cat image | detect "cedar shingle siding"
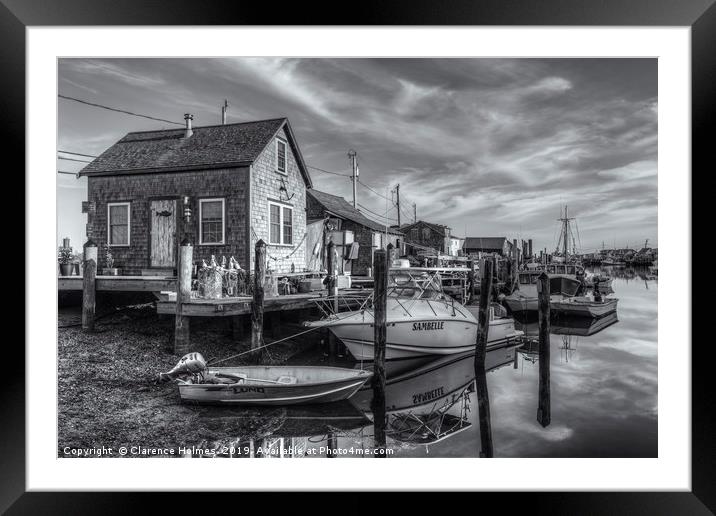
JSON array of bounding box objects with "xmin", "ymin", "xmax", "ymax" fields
[
  {"xmin": 81, "ymin": 118, "xmax": 311, "ymax": 275},
  {"xmin": 401, "ymin": 220, "xmax": 451, "ymax": 255}
]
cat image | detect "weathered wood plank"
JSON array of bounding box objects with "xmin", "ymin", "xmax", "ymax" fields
[
  {"xmin": 174, "ymin": 241, "xmax": 193, "ymax": 355},
  {"xmin": 82, "ymin": 242, "xmax": 98, "ymax": 332},
  {"xmin": 59, "ymin": 275, "xmax": 176, "ymax": 292}
]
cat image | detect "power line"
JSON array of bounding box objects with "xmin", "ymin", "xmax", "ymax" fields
[
  {"xmin": 306, "ymin": 165, "xmax": 351, "ymax": 178},
  {"xmin": 357, "ymin": 202, "xmax": 398, "ymax": 223},
  {"xmin": 59, "ymin": 94, "xmax": 184, "ymax": 126},
  {"xmin": 58, "ymin": 150, "xmax": 98, "ymax": 158},
  {"xmin": 58, "ymin": 156, "xmax": 92, "ymax": 163},
  {"xmin": 357, "ymin": 179, "xmax": 392, "ymax": 201}
]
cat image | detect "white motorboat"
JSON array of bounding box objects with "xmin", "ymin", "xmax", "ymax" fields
[{"xmin": 305, "ymin": 268, "xmax": 523, "ymax": 360}]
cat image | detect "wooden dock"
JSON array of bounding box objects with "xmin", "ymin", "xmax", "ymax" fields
[
  {"xmin": 156, "ymin": 292, "xmax": 324, "ymax": 317},
  {"xmin": 58, "ymin": 275, "xmax": 176, "ymax": 292}
]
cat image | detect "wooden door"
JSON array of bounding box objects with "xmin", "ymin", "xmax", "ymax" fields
[{"xmin": 150, "ymin": 199, "xmax": 177, "ymax": 267}]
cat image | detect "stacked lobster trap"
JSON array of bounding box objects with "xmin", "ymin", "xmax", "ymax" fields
[{"xmin": 193, "ymin": 255, "xmax": 248, "ymax": 299}]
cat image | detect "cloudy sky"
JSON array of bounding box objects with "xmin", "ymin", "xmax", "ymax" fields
[{"xmin": 57, "ymin": 58, "xmax": 657, "ymax": 252}]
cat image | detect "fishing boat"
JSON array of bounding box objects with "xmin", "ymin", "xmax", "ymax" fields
[
  {"xmin": 649, "ymin": 260, "xmax": 658, "ymax": 275},
  {"xmin": 160, "ymin": 353, "xmax": 372, "ymax": 405},
  {"xmin": 503, "ymin": 270, "xmax": 582, "ymax": 313},
  {"xmin": 514, "ymin": 311, "xmax": 619, "ymax": 337},
  {"xmin": 305, "ymin": 268, "xmax": 523, "ymax": 360}
]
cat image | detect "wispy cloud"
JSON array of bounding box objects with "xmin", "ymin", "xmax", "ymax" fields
[{"xmin": 58, "ymin": 57, "xmax": 657, "ymax": 250}]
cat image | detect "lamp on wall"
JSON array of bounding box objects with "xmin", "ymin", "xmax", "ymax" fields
[{"xmin": 183, "ymin": 196, "xmax": 192, "ymax": 223}]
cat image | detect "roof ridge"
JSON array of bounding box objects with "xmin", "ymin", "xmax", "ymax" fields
[{"xmin": 122, "ymin": 117, "xmax": 287, "ymax": 136}]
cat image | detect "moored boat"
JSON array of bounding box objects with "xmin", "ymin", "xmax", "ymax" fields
[
  {"xmin": 305, "ymin": 268, "xmax": 523, "ymax": 360},
  {"xmin": 160, "ymin": 353, "xmax": 372, "ymax": 405},
  {"xmin": 549, "ymin": 296, "xmax": 619, "ymax": 318},
  {"xmin": 503, "ymin": 271, "xmax": 582, "ymax": 313}
]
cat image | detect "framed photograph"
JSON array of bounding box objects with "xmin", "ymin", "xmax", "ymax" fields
[{"xmin": 7, "ymin": 0, "xmax": 708, "ymax": 512}]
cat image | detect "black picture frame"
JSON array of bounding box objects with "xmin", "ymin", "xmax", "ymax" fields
[{"xmin": 5, "ymin": 0, "xmax": 707, "ymax": 513}]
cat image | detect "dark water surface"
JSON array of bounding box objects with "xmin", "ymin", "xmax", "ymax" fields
[{"xmin": 196, "ymin": 266, "xmax": 657, "ymax": 458}]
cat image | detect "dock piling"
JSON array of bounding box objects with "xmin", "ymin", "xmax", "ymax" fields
[
  {"xmin": 174, "ymin": 239, "xmax": 193, "ymax": 355},
  {"xmin": 251, "ymin": 239, "xmax": 267, "ymax": 357},
  {"xmin": 474, "ymin": 259, "xmax": 494, "ymax": 457},
  {"xmin": 467, "ymin": 260, "xmax": 476, "ymax": 304},
  {"xmin": 81, "ymin": 240, "xmax": 98, "ymax": 332},
  {"xmin": 537, "ymin": 271, "xmax": 551, "ymax": 427},
  {"xmin": 372, "ymin": 244, "xmax": 390, "ymax": 457},
  {"xmin": 326, "ymin": 240, "xmax": 338, "ymax": 362}
]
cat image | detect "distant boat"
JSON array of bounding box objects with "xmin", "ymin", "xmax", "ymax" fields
[
  {"xmin": 550, "ymin": 296, "xmax": 619, "ymax": 318},
  {"xmin": 503, "ymin": 271, "xmax": 582, "ymax": 313},
  {"xmin": 514, "ymin": 311, "xmax": 620, "ymax": 337},
  {"xmin": 649, "ymin": 260, "xmax": 658, "ymax": 275}
]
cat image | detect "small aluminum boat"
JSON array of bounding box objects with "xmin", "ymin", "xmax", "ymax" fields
[
  {"xmin": 178, "ymin": 366, "xmax": 372, "ymax": 405},
  {"xmin": 160, "ymin": 354, "xmax": 372, "ymax": 406}
]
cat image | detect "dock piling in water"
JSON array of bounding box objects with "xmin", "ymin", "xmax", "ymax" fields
[
  {"xmin": 474, "ymin": 259, "xmax": 494, "ymax": 458},
  {"xmin": 252, "ymin": 239, "xmax": 266, "ymax": 357},
  {"xmin": 372, "ymin": 244, "xmax": 390, "ymax": 457},
  {"xmin": 174, "ymin": 239, "xmax": 193, "ymax": 355},
  {"xmin": 326, "ymin": 240, "xmax": 338, "ymax": 362},
  {"xmin": 81, "ymin": 240, "xmax": 98, "ymax": 332},
  {"xmin": 537, "ymin": 271, "xmax": 551, "ymax": 427}
]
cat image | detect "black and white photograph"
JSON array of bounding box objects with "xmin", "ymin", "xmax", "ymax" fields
[{"xmin": 56, "ymin": 57, "xmax": 659, "ymax": 459}]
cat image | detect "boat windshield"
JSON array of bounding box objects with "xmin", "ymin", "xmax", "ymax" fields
[
  {"xmin": 388, "ymin": 270, "xmax": 444, "ymax": 299},
  {"xmin": 519, "ymin": 272, "xmax": 539, "ymax": 284}
]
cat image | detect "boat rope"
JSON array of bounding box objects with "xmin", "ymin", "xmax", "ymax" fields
[{"xmin": 207, "ymin": 308, "xmax": 365, "ymax": 366}]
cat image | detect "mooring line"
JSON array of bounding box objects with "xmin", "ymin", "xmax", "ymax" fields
[{"xmin": 207, "ymin": 305, "xmax": 365, "ymax": 366}]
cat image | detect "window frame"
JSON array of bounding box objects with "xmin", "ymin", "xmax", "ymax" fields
[
  {"xmin": 268, "ymin": 200, "xmax": 294, "ymax": 246},
  {"xmin": 275, "ymin": 138, "xmax": 287, "ymax": 175},
  {"xmin": 107, "ymin": 202, "xmax": 131, "ymax": 247},
  {"xmin": 198, "ymin": 198, "xmax": 226, "ymax": 246}
]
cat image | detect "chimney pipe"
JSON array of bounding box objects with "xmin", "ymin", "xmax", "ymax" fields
[{"xmin": 184, "ymin": 113, "xmax": 194, "ymax": 138}]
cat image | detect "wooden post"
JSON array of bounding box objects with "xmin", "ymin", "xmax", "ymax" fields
[
  {"xmin": 537, "ymin": 271, "xmax": 551, "ymax": 427},
  {"xmin": 372, "ymin": 244, "xmax": 390, "ymax": 457},
  {"xmin": 326, "ymin": 240, "xmax": 338, "ymax": 362},
  {"xmin": 466, "ymin": 260, "xmax": 475, "ymax": 304},
  {"xmin": 474, "ymin": 259, "xmax": 493, "ymax": 457},
  {"xmin": 81, "ymin": 240, "xmax": 98, "ymax": 332},
  {"xmin": 174, "ymin": 239, "xmax": 193, "ymax": 355},
  {"xmin": 252, "ymin": 239, "xmax": 267, "ymax": 355}
]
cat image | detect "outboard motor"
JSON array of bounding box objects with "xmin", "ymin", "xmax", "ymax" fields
[{"xmin": 159, "ymin": 352, "xmax": 207, "ymax": 382}]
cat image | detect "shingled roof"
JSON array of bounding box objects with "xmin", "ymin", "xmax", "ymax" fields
[
  {"xmin": 463, "ymin": 237, "xmax": 508, "ymax": 250},
  {"xmin": 79, "ymin": 117, "xmax": 312, "ymax": 187},
  {"xmin": 308, "ymin": 189, "xmax": 403, "ymax": 235}
]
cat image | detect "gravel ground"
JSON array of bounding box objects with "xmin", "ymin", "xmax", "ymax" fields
[{"xmin": 57, "ymin": 301, "xmax": 326, "ymax": 457}]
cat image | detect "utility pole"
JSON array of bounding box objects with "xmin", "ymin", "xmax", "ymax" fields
[
  {"xmin": 348, "ymin": 150, "xmax": 358, "ymax": 209},
  {"xmin": 395, "ymin": 184, "xmax": 401, "ymax": 227},
  {"xmin": 221, "ymin": 99, "xmax": 228, "ymax": 125},
  {"xmin": 413, "ymin": 203, "xmax": 417, "ymax": 223}
]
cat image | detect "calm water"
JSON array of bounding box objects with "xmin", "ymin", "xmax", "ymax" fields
[{"xmin": 195, "ymin": 266, "xmax": 657, "ymax": 458}]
